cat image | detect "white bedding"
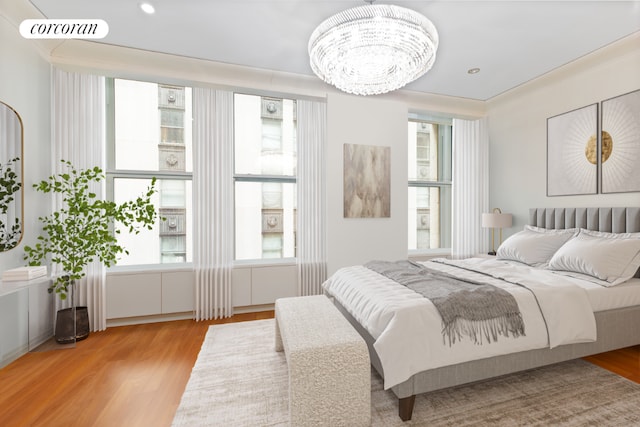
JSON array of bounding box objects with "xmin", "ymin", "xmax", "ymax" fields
[
  {"xmin": 322, "ymin": 257, "xmax": 600, "ymax": 389},
  {"xmin": 554, "ymin": 274, "xmax": 640, "ymax": 311}
]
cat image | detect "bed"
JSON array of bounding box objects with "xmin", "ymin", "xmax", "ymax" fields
[{"xmin": 322, "ymin": 207, "xmax": 640, "ymax": 421}]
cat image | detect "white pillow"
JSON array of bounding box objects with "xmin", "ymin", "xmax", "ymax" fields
[
  {"xmin": 496, "ymin": 225, "xmax": 577, "ymax": 266},
  {"xmin": 548, "ymin": 229, "xmax": 640, "ymax": 286}
]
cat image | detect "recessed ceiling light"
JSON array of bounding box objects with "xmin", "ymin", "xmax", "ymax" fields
[
  {"xmin": 140, "ymin": 2, "xmax": 155, "ymax": 14},
  {"xmin": 467, "ymin": 68, "xmax": 481, "ymax": 75}
]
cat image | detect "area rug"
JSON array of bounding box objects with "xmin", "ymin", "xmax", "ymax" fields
[{"xmin": 172, "ymin": 319, "xmax": 640, "ymax": 426}]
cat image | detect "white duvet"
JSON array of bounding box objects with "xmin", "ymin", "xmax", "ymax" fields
[{"xmin": 322, "ymin": 257, "xmax": 597, "ymax": 389}]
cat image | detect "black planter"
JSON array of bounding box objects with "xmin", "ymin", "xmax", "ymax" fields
[{"xmin": 55, "ymin": 306, "xmax": 90, "ymax": 344}]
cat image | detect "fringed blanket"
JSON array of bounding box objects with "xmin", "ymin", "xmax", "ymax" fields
[{"xmin": 364, "ymin": 260, "xmax": 525, "ymax": 345}]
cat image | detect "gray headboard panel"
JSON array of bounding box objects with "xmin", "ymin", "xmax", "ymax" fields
[{"xmin": 529, "ymin": 207, "xmax": 640, "ymax": 233}]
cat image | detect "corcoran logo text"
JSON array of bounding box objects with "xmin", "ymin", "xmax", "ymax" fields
[{"xmin": 20, "ymin": 19, "xmax": 109, "ymax": 39}]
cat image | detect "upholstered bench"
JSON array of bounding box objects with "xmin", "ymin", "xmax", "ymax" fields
[{"xmin": 274, "ymin": 295, "xmax": 371, "ymax": 427}]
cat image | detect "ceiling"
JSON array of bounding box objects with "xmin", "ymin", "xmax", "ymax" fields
[{"xmin": 28, "ymin": 0, "xmax": 640, "ymax": 101}]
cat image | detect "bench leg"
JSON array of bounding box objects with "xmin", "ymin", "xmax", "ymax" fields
[
  {"xmin": 398, "ymin": 395, "xmax": 415, "ymax": 421},
  {"xmin": 274, "ymin": 316, "xmax": 284, "ymax": 352}
]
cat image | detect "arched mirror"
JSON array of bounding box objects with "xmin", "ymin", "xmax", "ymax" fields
[{"xmin": 0, "ymin": 101, "xmax": 23, "ymax": 251}]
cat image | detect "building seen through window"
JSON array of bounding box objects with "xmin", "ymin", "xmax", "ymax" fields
[
  {"xmin": 108, "ymin": 83, "xmax": 298, "ymax": 265},
  {"xmin": 157, "ymin": 85, "xmax": 188, "ymax": 263},
  {"xmin": 234, "ymin": 94, "xmax": 297, "ymax": 261},
  {"xmin": 108, "ymin": 78, "xmax": 193, "ymax": 266},
  {"xmin": 408, "ymin": 119, "xmax": 452, "ymax": 251}
]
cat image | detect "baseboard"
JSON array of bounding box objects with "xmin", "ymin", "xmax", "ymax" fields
[
  {"xmin": 107, "ymin": 311, "xmax": 194, "ymax": 327},
  {"xmin": 1, "ymin": 343, "xmax": 28, "ymax": 369},
  {"xmin": 233, "ymin": 304, "xmax": 274, "ymax": 314},
  {"xmin": 29, "ymin": 328, "xmax": 54, "ymax": 350},
  {"xmin": 106, "ymin": 305, "xmax": 275, "ymax": 327}
]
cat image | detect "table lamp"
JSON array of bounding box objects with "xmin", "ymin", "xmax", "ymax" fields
[{"xmin": 482, "ymin": 208, "xmax": 513, "ymax": 255}]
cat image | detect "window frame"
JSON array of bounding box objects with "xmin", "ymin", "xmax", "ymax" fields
[
  {"xmin": 408, "ymin": 116, "xmax": 453, "ymax": 255},
  {"xmin": 232, "ymin": 92, "xmax": 298, "ymax": 263},
  {"xmin": 105, "ymin": 77, "xmax": 194, "ymax": 271}
]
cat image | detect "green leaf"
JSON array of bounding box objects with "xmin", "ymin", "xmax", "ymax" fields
[{"xmin": 24, "ymin": 160, "xmax": 160, "ymax": 289}]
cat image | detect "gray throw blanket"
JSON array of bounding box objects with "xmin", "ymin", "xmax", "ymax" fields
[{"xmin": 365, "ymin": 260, "xmax": 525, "ymax": 346}]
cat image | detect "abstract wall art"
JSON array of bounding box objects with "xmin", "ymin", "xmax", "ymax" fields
[
  {"xmin": 343, "ymin": 143, "xmax": 390, "ymax": 218},
  {"xmin": 601, "ymin": 89, "xmax": 640, "ymax": 193},
  {"xmin": 546, "ymin": 103, "xmax": 598, "ymax": 196}
]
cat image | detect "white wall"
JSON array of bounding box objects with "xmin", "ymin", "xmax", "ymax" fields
[
  {"xmin": 0, "ymin": 12, "xmax": 51, "ymax": 272},
  {"xmin": 487, "ymin": 33, "xmax": 640, "ymax": 235},
  {"xmin": 327, "ymin": 93, "xmax": 409, "ymax": 274}
]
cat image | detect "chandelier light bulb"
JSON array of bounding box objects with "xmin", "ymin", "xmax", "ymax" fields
[{"xmin": 308, "ymin": 4, "xmax": 439, "ymax": 96}]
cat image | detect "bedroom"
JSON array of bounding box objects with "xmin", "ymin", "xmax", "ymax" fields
[{"xmin": 1, "ymin": 0, "xmax": 640, "ymax": 425}]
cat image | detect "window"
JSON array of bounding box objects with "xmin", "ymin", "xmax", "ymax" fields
[
  {"xmin": 408, "ymin": 118, "xmax": 452, "ymax": 252},
  {"xmin": 107, "ymin": 78, "xmax": 193, "ymax": 266},
  {"xmin": 234, "ymin": 94, "xmax": 297, "ymax": 261}
]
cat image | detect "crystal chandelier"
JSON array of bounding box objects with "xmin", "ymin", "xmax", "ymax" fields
[{"xmin": 308, "ymin": 2, "xmax": 439, "ymax": 96}]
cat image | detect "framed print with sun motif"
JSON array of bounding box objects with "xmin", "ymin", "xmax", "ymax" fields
[
  {"xmin": 601, "ymin": 89, "xmax": 640, "ymax": 193},
  {"xmin": 547, "ymin": 103, "xmax": 598, "ymax": 196}
]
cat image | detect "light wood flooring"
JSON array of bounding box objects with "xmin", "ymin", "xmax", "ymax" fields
[{"xmin": 0, "ymin": 311, "xmax": 638, "ymax": 427}]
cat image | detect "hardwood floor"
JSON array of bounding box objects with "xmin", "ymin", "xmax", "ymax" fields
[
  {"xmin": 0, "ymin": 311, "xmax": 274, "ymax": 427},
  {"xmin": 0, "ymin": 311, "xmax": 638, "ymax": 427},
  {"xmin": 584, "ymin": 345, "xmax": 640, "ymax": 383}
]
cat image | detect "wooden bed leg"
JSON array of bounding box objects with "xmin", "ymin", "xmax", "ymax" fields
[{"xmin": 398, "ymin": 395, "xmax": 416, "ymax": 421}]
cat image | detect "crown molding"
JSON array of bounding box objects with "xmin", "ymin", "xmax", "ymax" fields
[
  {"xmin": 49, "ymin": 39, "xmax": 485, "ymax": 117},
  {"xmin": 0, "ymin": 0, "xmax": 63, "ymax": 61},
  {"xmin": 487, "ymin": 31, "xmax": 640, "ymax": 106}
]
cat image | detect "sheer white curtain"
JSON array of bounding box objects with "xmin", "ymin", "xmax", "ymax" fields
[
  {"xmin": 296, "ymin": 100, "xmax": 327, "ymax": 296},
  {"xmin": 451, "ymin": 117, "xmax": 489, "ymax": 259},
  {"xmin": 192, "ymin": 88, "xmax": 234, "ymax": 320},
  {"xmin": 52, "ymin": 68, "xmax": 107, "ymax": 331}
]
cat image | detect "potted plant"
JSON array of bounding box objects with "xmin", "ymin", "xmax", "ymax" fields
[{"xmin": 24, "ymin": 160, "xmax": 160, "ymax": 343}]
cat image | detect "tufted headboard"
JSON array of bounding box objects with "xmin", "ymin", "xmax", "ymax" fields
[{"xmin": 529, "ymin": 207, "xmax": 640, "ymax": 233}]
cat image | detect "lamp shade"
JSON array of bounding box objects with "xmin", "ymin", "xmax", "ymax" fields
[{"xmin": 482, "ymin": 212, "xmax": 513, "ymax": 229}]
